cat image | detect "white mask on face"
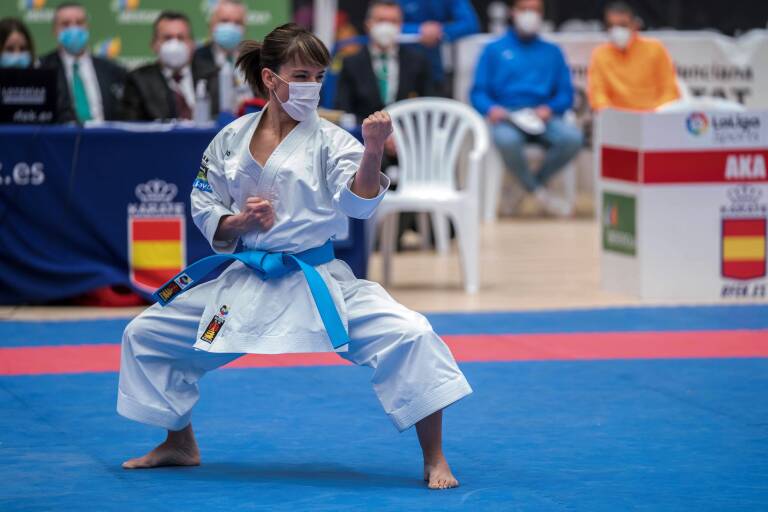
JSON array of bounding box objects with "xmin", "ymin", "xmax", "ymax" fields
[
  {"xmin": 271, "ymin": 71, "xmax": 322, "ymax": 122},
  {"xmin": 370, "ymin": 22, "xmax": 400, "ymax": 49},
  {"xmin": 514, "ymin": 9, "xmax": 542, "ymax": 36},
  {"xmin": 608, "ymin": 26, "xmax": 632, "ymax": 49},
  {"xmin": 159, "ymin": 38, "xmax": 190, "ymax": 70}
]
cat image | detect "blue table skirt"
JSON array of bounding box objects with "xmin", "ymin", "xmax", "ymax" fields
[{"xmin": 0, "ymin": 123, "xmax": 368, "ymax": 305}]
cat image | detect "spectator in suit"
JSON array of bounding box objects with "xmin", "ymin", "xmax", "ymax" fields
[
  {"xmin": 193, "ymin": 0, "xmax": 252, "ymax": 114},
  {"xmin": 39, "ymin": 2, "xmax": 126, "ymax": 123},
  {"xmin": 0, "ymin": 17, "xmax": 35, "ymax": 68},
  {"xmin": 471, "ymin": 0, "xmax": 583, "ymax": 216},
  {"xmin": 588, "ymin": 2, "xmax": 680, "ymax": 111},
  {"xmin": 397, "ymin": 0, "xmax": 480, "ymax": 93},
  {"xmin": 335, "ymin": 0, "xmax": 433, "ymax": 123},
  {"xmin": 122, "ymin": 11, "xmax": 219, "ymax": 121},
  {"xmin": 336, "ymin": 0, "xmax": 435, "ymax": 248}
]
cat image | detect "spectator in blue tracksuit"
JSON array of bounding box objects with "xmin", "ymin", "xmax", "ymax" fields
[
  {"xmin": 471, "ymin": 0, "xmax": 583, "ymax": 216},
  {"xmin": 397, "ymin": 0, "xmax": 480, "ymax": 93}
]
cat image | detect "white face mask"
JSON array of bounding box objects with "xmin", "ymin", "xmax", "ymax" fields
[
  {"xmin": 271, "ymin": 71, "xmax": 321, "ymax": 122},
  {"xmin": 608, "ymin": 26, "xmax": 632, "ymax": 49},
  {"xmin": 159, "ymin": 38, "xmax": 190, "ymax": 70},
  {"xmin": 514, "ymin": 9, "xmax": 542, "ymax": 36},
  {"xmin": 370, "ymin": 22, "xmax": 400, "ymax": 49}
]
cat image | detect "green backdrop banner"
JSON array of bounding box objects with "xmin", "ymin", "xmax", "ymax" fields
[{"xmin": 1, "ymin": 0, "xmax": 290, "ymax": 68}]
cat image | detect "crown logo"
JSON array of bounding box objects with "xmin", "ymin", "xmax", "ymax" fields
[
  {"xmin": 727, "ymin": 184, "xmax": 762, "ymax": 205},
  {"xmin": 135, "ymin": 179, "xmax": 178, "ymax": 203}
]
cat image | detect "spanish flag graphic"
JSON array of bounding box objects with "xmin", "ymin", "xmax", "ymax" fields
[
  {"xmin": 721, "ymin": 218, "xmax": 766, "ymax": 280},
  {"xmin": 129, "ymin": 217, "xmax": 185, "ymax": 291}
]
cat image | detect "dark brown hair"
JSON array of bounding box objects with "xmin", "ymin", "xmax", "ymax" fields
[
  {"xmin": 236, "ymin": 23, "xmax": 330, "ymax": 97},
  {"xmin": 605, "ymin": 1, "xmax": 635, "ymax": 17},
  {"xmin": 0, "ymin": 17, "xmax": 35, "ymax": 63},
  {"xmin": 152, "ymin": 10, "xmax": 192, "ymax": 42}
]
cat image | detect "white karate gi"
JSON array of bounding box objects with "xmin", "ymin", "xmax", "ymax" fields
[{"xmin": 117, "ymin": 109, "xmax": 472, "ymax": 432}]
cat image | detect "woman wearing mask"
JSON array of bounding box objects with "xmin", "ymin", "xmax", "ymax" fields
[
  {"xmin": 117, "ymin": 23, "xmax": 472, "ymax": 490},
  {"xmin": 0, "ymin": 17, "xmax": 35, "ymax": 69}
]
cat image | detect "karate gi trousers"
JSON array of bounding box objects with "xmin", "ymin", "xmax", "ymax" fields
[{"xmin": 117, "ymin": 270, "xmax": 473, "ymax": 432}]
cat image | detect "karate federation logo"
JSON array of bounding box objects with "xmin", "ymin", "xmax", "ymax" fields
[
  {"xmin": 720, "ymin": 185, "xmax": 767, "ymax": 298},
  {"xmin": 127, "ymin": 180, "xmax": 186, "ymax": 293},
  {"xmin": 686, "ymin": 112, "xmax": 709, "ymax": 136}
]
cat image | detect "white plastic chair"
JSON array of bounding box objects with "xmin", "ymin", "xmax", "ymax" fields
[{"xmin": 374, "ymin": 97, "xmax": 489, "ymax": 293}]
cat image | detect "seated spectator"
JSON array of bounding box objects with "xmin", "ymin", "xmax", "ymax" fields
[
  {"xmin": 0, "ymin": 17, "xmax": 36, "ymax": 68},
  {"xmin": 336, "ymin": 0, "xmax": 435, "ymax": 248},
  {"xmin": 588, "ymin": 2, "xmax": 680, "ymax": 111},
  {"xmin": 398, "ymin": 0, "xmax": 480, "ymax": 94},
  {"xmin": 39, "ymin": 2, "xmax": 126, "ymax": 123},
  {"xmin": 193, "ymin": 0, "xmax": 252, "ymax": 114},
  {"xmin": 471, "ymin": 0, "xmax": 583, "ymax": 216},
  {"xmin": 122, "ymin": 11, "xmax": 219, "ymax": 121},
  {"xmin": 335, "ymin": 0, "xmax": 433, "ymax": 124}
]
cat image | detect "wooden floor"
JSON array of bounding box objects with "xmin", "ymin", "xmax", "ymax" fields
[
  {"xmin": 370, "ymin": 218, "xmax": 639, "ymax": 312},
  {"xmin": 0, "ymin": 218, "xmax": 727, "ymax": 320}
]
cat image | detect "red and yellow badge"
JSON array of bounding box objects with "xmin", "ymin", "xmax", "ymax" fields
[
  {"xmin": 200, "ymin": 305, "xmax": 230, "ymax": 343},
  {"xmin": 721, "ymin": 218, "xmax": 766, "ymax": 280}
]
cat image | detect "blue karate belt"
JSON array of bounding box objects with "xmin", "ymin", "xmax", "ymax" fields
[{"xmin": 152, "ymin": 240, "xmax": 349, "ymax": 349}]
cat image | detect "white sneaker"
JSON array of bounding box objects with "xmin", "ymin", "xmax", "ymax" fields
[{"xmin": 535, "ymin": 189, "xmax": 574, "ymax": 217}]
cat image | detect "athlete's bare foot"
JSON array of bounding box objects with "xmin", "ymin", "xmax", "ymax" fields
[
  {"xmin": 122, "ymin": 424, "xmax": 200, "ymax": 469},
  {"xmin": 424, "ymin": 454, "xmax": 460, "ymax": 489},
  {"xmin": 416, "ymin": 410, "xmax": 460, "ymax": 490}
]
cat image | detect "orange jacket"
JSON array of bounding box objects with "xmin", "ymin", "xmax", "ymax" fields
[{"xmin": 587, "ymin": 35, "xmax": 680, "ymax": 111}]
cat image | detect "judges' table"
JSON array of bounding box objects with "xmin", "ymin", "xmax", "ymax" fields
[
  {"xmin": 597, "ymin": 109, "xmax": 768, "ymax": 300},
  {"xmin": 0, "ymin": 124, "xmax": 368, "ymax": 305}
]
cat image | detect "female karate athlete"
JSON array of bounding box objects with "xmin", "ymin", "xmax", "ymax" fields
[{"xmin": 117, "ymin": 23, "xmax": 472, "ymax": 490}]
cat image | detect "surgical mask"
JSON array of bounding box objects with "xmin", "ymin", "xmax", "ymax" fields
[
  {"xmin": 514, "ymin": 10, "xmax": 542, "ymax": 36},
  {"xmin": 213, "ymin": 22, "xmax": 243, "ymax": 51},
  {"xmin": 370, "ymin": 22, "xmax": 399, "ymax": 49},
  {"xmin": 608, "ymin": 26, "xmax": 632, "ymax": 49},
  {"xmin": 159, "ymin": 39, "xmax": 190, "ymax": 70},
  {"xmin": 1, "ymin": 51, "xmax": 31, "ymax": 68},
  {"xmin": 270, "ymin": 71, "xmax": 321, "ymax": 122},
  {"xmin": 58, "ymin": 26, "xmax": 89, "ymax": 55}
]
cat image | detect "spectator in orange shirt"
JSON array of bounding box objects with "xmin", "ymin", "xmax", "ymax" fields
[{"xmin": 587, "ymin": 2, "xmax": 680, "ymax": 111}]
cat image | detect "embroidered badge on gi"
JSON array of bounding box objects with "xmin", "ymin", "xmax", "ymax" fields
[
  {"xmin": 192, "ymin": 154, "xmax": 213, "ymax": 192},
  {"xmin": 174, "ymin": 273, "xmax": 192, "ymax": 289},
  {"xmin": 157, "ymin": 281, "xmax": 183, "ymax": 302},
  {"xmin": 201, "ymin": 305, "xmax": 228, "ymax": 343}
]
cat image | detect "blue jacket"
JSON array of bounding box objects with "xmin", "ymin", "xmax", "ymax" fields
[
  {"xmin": 398, "ymin": 0, "xmax": 480, "ymax": 85},
  {"xmin": 470, "ymin": 30, "xmax": 574, "ymax": 116}
]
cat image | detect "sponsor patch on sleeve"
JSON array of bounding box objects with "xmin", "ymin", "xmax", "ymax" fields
[{"xmin": 192, "ymin": 154, "xmax": 213, "ymax": 192}]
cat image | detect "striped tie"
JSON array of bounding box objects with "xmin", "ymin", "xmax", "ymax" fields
[
  {"xmin": 71, "ymin": 60, "xmax": 92, "ymax": 122},
  {"xmin": 172, "ymin": 71, "xmax": 192, "ymax": 120},
  {"xmin": 377, "ymin": 53, "xmax": 388, "ymax": 104}
]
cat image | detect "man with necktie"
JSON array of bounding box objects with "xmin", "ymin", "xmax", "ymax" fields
[
  {"xmin": 335, "ymin": 0, "xmax": 433, "ymax": 124},
  {"xmin": 39, "ymin": 2, "xmax": 126, "ymax": 124},
  {"xmin": 121, "ymin": 11, "xmax": 219, "ymax": 122},
  {"xmin": 335, "ymin": 0, "xmax": 435, "ymax": 247},
  {"xmin": 193, "ymin": 0, "xmax": 253, "ymax": 114}
]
